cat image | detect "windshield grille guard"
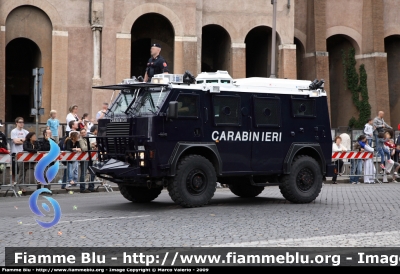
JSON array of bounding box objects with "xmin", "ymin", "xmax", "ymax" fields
[{"xmin": 85, "ymin": 136, "xmax": 149, "ymax": 163}]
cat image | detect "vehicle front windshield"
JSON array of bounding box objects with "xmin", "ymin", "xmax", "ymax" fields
[
  {"xmin": 109, "ymin": 90, "xmax": 136, "ymax": 115},
  {"xmin": 130, "ymin": 87, "xmax": 169, "ymax": 116}
]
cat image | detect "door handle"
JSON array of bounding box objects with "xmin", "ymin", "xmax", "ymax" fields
[
  {"xmin": 249, "ymin": 116, "xmax": 253, "ymax": 131},
  {"xmin": 204, "ymin": 107, "xmax": 208, "ymax": 123},
  {"xmin": 194, "ymin": 128, "xmax": 201, "ymax": 137}
]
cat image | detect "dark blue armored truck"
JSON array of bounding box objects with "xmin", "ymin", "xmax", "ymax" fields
[{"xmin": 89, "ymin": 71, "xmax": 335, "ymax": 208}]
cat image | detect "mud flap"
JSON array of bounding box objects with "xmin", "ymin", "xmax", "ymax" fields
[{"xmin": 326, "ymin": 163, "xmax": 336, "ymax": 177}]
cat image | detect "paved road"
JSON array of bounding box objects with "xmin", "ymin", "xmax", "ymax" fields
[{"xmin": 1, "ymin": 184, "xmax": 400, "ymax": 265}]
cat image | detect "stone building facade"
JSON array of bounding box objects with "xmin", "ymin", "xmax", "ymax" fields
[{"xmin": 0, "ymin": 0, "xmax": 399, "ymax": 129}]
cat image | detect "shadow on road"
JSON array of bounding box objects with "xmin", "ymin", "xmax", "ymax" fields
[{"xmin": 98, "ymin": 195, "xmax": 312, "ymax": 214}]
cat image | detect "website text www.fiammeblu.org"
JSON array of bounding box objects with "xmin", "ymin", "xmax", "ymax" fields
[{"xmin": 7, "ymin": 251, "xmax": 400, "ymax": 267}]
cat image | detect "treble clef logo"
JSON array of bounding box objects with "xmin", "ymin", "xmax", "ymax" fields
[{"xmin": 29, "ymin": 139, "xmax": 62, "ymax": 228}]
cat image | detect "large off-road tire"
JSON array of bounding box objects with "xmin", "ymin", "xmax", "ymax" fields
[
  {"xmin": 229, "ymin": 183, "xmax": 264, "ymax": 198},
  {"xmin": 119, "ymin": 185, "xmax": 163, "ymax": 203},
  {"xmin": 168, "ymin": 155, "xmax": 217, "ymax": 208},
  {"xmin": 279, "ymin": 155, "xmax": 322, "ymax": 203}
]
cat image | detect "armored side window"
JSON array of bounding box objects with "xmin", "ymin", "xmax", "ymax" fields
[
  {"xmin": 253, "ymin": 96, "xmax": 281, "ymax": 127},
  {"xmin": 213, "ymin": 95, "xmax": 241, "ymax": 126},
  {"xmin": 291, "ymin": 97, "xmax": 316, "ymax": 118},
  {"xmin": 177, "ymin": 94, "xmax": 199, "ymax": 118}
]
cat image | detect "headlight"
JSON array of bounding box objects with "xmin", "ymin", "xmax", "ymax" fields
[
  {"xmin": 139, "ymin": 152, "xmax": 145, "ymax": 159},
  {"xmin": 140, "ymin": 161, "xmax": 145, "ymax": 167}
]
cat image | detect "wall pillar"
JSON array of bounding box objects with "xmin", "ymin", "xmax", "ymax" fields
[
  {"xmin": 90, "ymin": 25, "xmax": 104, "ymax": 121},
  {"xmin": 51, "ymin": 30, "xmax": 69, "ymax": 120},
  {"xmin": 92, "ymin": 26, "xmax": 102, "ymax": 81},
  {"xmin": 115, "ymin": 33, "xmax": 131, "ymax": 83},
  {"xmin": 278, "ymin": 44, "xmax": 297, "ymax": 79},
  {"xmin": 196, "ymin": 0, "xmax": 203, "ymax": 76},
  {"xmin": 174, "ymin": 38, "xmax": 183, "ymax": 74},
  {"xmin": 304, "ymin": 0, "xmax": 331, "ymax": 120},
  {"xmin": 361, "ymin": 0, "xmax": 390, "ymax": 124},
  {"xmin": 302, "ymin": 52, "xmax": 330, "ymax": 124},
  {"xmin": 0, "ymin": 26, "xmax": 5, "ymax": 123},
  {"xmin": 231, "ymin": 43, "xmax": 246, "ymax": 79},
  {"xmin": 174, "ymin": 36, "xmax": 198, "ymax": 75}
]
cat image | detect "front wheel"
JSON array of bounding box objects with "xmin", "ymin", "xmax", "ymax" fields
[
  {"xmin": 279, "ymin": 155, "xmax": 322, "ymax": 203},
  {"xmin": 168, "ymin": 155, "xmax": 217, "ymax": 208},
  {"xmin": 119, "ymin": 185, "xmax": 163, "ymax": 203}
]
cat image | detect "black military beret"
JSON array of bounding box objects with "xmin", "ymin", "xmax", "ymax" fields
[{"xmin": 151, "ymin": 43, "xmax": 161, "ymax": 49}]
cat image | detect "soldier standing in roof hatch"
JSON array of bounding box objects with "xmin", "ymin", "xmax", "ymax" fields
[{"xmin": 143, "ymin": 43, "xmax": 169, "ymax": 82}]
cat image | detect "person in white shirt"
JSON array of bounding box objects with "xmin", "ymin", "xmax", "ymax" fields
[
  {"xmin": 10, "ymin": 117, "xmax": 29, "ymax": 190},
  {"xmin": 364, "ymin": 118, "xmax": 374, "ymax": 147},
  {"xmin": 358, "ymin": 135, "xmax": 376, "ymax": 184},
  {"xmin": 96, "ymin": 103, "xmax": 109, "ymax": 121},
  {"xmin": 65, "ymin": 105, "xmax": 81, "ymax": 137},
  {"xmin": 332, "ymin": 136, "xmax": 347, "ymax": 184}
]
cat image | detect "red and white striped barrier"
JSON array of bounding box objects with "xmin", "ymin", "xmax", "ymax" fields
[
  {"xmin": 0, "ymin": 154, "xmax": 11, "ymax": 163},
  {"xmin": 332, "ymin": 151, "xmax": 373, "ymax": 160},
  {"xmin": 16, "ymin": 152, "xmax": 98, "ymax": 162},
  {"xmin": 57, "ymin": 151, "xmax": 98, "ymax": 161}
]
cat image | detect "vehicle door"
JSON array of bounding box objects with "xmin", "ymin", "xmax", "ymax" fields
[
  {"xmin": 207, "ymin": 93, "xmax": 252, "ymax": 172},
  {"xmin": 250, "ymin": 95, "xmax": 284, "ymax": 172},
  {"xmin": 166, "ymin": 90, "xmax": 203, "ymax": 141}
]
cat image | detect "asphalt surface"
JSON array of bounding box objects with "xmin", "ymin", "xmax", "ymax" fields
[{"xmin": 1, "ymin": 183, "xmax": 400, "ymax": 265}]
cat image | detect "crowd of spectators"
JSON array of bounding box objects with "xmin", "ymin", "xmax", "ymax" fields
[
  {"xmin": 332, "ymin": 110, "xmax": 399, "ymax": 184},
  {"xmin": 4, "ymin": 102, "xmax": 106, "ymax": 194}
]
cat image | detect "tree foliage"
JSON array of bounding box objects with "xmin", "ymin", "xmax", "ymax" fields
[{"xmin": 342, "ymin": 48, "xmax": 371, "ymax": 129}]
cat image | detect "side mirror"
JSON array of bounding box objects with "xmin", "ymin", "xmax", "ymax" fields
[{"xmin": 167, "ymin": 101, "xmax": 178, "ymax": 119}]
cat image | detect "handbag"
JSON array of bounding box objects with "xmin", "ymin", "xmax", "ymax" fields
[
  {"xmin": 377, "ymin": 127, "xmax": 386, "ymax": 133},
  {"xmin": 0, "ymin": 147, "xmax": 10, "ymax": 154}
]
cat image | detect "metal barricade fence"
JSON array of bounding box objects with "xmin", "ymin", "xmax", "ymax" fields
[
  {"xmin": 1, "ymin": 151, "xmax": 113, "ymax": 197},
  {"xmin": 0, "ymin": 154, "xmax": 12, "ymax": 194},
  {"xmin": 331, "ymin": 151, "xmax": 396, "ymax": 184}
]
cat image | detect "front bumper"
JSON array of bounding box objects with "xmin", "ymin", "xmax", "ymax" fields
[{"xmin": 89, "ymin": 159, "xmax": 148, "ymax": 179}]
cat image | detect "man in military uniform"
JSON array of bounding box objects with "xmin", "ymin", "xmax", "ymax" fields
[{"xmin": 143, "ymin": 43, "xmax": 169, "ymax": 82}]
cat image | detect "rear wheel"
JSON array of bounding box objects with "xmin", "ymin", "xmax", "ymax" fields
[
  {"xmin": 119, "ymin": 185, "xmax": 163, "ymax": 203},
  {"xmin": 279, "ymin": 155, "xmax": 322, "ymax": 203},
  {"xmin": 168, "ymin": 155, "xmax": 217, "ymax": 208}
]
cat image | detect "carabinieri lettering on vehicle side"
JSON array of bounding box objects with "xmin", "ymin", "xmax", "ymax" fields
[
  {"xmin": 89, "ymin": 71, "xmax": 335, "ymax": 208},
  {"xmin": 211, "ymin": 131, "xmax": 282, "ymax": 142}
]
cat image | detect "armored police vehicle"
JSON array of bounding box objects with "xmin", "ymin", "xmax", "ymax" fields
[{"xmin": 90, "ymin": 71, "xmax": 334, "ymax": 208}]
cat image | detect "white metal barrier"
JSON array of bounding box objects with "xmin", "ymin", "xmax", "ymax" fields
[
  {"xmin": 0, "ymin": 154, "xmax": 13, "ymax": 195},
  {"xmin": 1, "ymin": 151, "xmax": 113, "ymax": 197}
]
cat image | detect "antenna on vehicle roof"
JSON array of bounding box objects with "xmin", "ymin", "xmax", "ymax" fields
[
  {"xmin": 309, "ymin": 79, "xmax": 319, "ymax": 90},
  {"xmin": 309, "ymin": 79, "xmax": 325, "ymax": 90},
  {"xmin": 183, "ymin": 71, "xmax": 196, "ymax": 84},
  {"xmin": 317, "ymin": 79, "xmax": 325, "ymax": 89}
]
